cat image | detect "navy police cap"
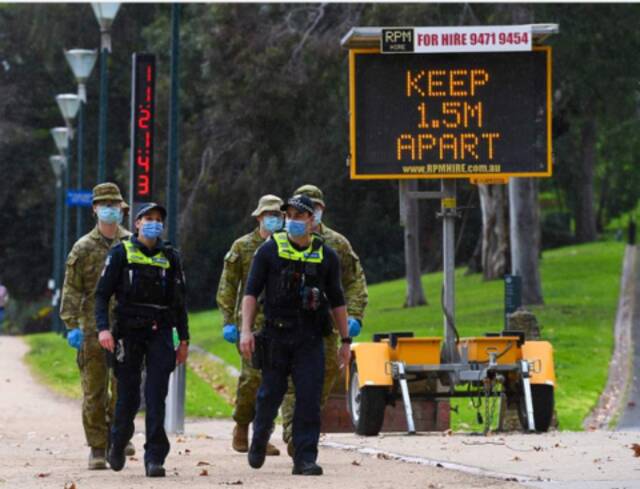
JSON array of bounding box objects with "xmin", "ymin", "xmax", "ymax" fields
[
  {"xmin": 135, "ymin": 202, "xmax": 167, "ymax": 221},
  {"xmin": 281, "ymin": 194, "xmax": 315, "ymax": 214}
]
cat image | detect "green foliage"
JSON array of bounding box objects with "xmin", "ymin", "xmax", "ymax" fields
[{"xmin": 2, "ymin": 3, "xmax": 640, "ymax": 310}]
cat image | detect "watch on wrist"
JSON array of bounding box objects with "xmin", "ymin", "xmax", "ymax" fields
[{"xmin": 341, "ymin": 337, "xmax": 353, "ymax": 344}]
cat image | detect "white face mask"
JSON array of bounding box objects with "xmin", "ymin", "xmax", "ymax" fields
[{"xmin": 313, "ymin": 209, "xmax": 323, "ymax": 226}]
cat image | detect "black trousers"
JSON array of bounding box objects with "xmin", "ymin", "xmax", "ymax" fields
[
  {"xmin": 252, "ymin": 331, "xmax": 324, "ymax": 465},
  {"xmin": 111, "ymin": 326, "xmax": 176, "ymax": 465}
]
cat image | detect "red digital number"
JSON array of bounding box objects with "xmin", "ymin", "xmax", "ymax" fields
[
  {"xmin": 137, "ymin": 154, "xmax": 150, "ymax": 172},
  {"xmin": 138, "ymin": 108, "xmax": 151, "ymax": 129},
  {"xmin": 137, "ymin": 174, "xmax": 150, "ymax": 196}
]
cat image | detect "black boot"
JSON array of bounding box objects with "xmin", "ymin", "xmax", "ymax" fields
[
  {"xmin": 292, "ymin": 461, "xmax": 323, "ymax": 476},
  {"xmin": 248, "ymin": 440, "xmax": 267, "ymax": 469},
  {"xmin": 145, "ymin": 462, "xmax": 166, "ymax": 477},
  {"xmin": 107, "ymin": 445, "xmax": 126, "ymax": 472}
]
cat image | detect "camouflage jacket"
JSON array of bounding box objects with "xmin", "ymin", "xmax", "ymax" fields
[
  {"xmin": 317, "ymin": 224, "xmax": 368, "ymax": 320},
  {"xmin": 60, "ymin": 225, "xmax": 131, "ymax": 332},
  {"xmin": 216, "ymin": 228, "xmax": 267, "ymax": 329}
]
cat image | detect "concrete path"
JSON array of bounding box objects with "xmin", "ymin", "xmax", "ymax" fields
[
  {"xmin": 0, "ymin": 335, "xmax": 522, "ymax": 488},
  {"xmin": 618, "ymin": 245, "xmax": 640, "ymax": 431},
  {"xmin": 322, "ymin": 430, "xmax": 640, "ymax": 489}
]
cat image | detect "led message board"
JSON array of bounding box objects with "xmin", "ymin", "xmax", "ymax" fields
[
  {"xmin": 130, "ymin": 53, "xmax": 156, "ymax": 207},
  {"xmin": 348, "ymin": 47, "xmax": 551, "ymax": 181}
]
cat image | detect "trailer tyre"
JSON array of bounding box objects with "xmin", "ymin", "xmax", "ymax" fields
[
  {"xmin": 518, "ymin": 384, "xmax": 555, "ymax": 432},
  {"xmin": 347, "ymin": 360, "xmax": 387, "ymax": 436}
]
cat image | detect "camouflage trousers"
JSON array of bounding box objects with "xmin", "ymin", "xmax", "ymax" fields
[
  {"xmin": 77, "ymin": 333, "xmax": 117, "ymax": 449},
  {"xmin": 232, "ymin": 355, "xmax": 263, "ymax": 425},
  {"xmin": 281, "ymin": 331, "xmax": 339, "ymax": 444}
]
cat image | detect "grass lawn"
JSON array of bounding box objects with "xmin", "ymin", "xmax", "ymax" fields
[
  {"xmin": 23, "ymin": 241, "xmax": 624, "ymax": 430},
  {"xmin": 190, "ymin": 240, "xmax": 624, "ymax": 431},
  {"xmin": 23, "ymin": 332, "xmax": 232, "ymax": 419}
]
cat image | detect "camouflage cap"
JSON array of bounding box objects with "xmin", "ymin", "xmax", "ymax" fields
[
  {"xmin": 293, "ymin": 184, "xmax": 325, "ymax": 207},
  {"xmin": 251, "ymin": 194, "xmax": 283, "ymax": 217},
  {"xmin": 92, "ymin": 182, "xmax": 124, "ymax": 204}
]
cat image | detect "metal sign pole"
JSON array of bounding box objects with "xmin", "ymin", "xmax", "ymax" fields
[
  {"xmin": 165, "ymin": 3, "xmax": 185, "ymax": 435},
  {"xmin": 441, "ymin": 179, "xmax": 458, "ymax": 363}
]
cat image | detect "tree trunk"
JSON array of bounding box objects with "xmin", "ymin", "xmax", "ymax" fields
[
  {"xmin": 574, "ymin": 116, "xmax": 598, "ymax": 243},
  {"xmin": 466, "ymin": 234, "xmax": 483, "ymax": 275},
  {"xmin": 478, "ymin": 184, "xmax": 509, "ymax": 280},
  {"xmin": 399, "ymin": 180, "xmax": 427, "ymax": 307},
  {"xmin": 509, "ymin": 178, "xmax": 544, "ymax": 305}
]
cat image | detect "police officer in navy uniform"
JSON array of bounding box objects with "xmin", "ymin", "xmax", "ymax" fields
[
  {"xmin": 239, "ymin": 194, "xmax": 351, "ymax": 476},
  {"xmin": 95, "ymin": 203, "xmax": 189, "ymax": 477}
]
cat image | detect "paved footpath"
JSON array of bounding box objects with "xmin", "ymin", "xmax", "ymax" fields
[{"xmin": 0, "ymin": 336, "xmax": 521, "ymax": 489}]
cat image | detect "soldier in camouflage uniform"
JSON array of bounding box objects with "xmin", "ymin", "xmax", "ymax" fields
[
  {"xmin": 216, "ymin": 195, "xmax": 284, "ymax": 456},
  {"xmin": 281, "ymin": 184, "xmax": 368, "ymax": 455},
  {"xmin": 60, "ymin": 183, "xmax": 134, "ymax": 469}
]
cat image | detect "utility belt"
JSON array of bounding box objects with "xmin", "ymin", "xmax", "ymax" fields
[
  {"xmin": 264, "ymin": 310, "xmax": 332, "ymax": 337},
  {"xmin": 114, "ymin": 303, "xmax": 171, "ymax": 336}
]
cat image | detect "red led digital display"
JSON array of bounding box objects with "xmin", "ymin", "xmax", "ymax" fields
[{"xmin": 130, "ymin": 54, "xmax": 155, "ymax": 202}]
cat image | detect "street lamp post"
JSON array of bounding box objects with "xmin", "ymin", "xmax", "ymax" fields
[
  {"xmin": 51, "ymin": 126, "xmax": 72, "ymax": 261},
  {"xmin": 49, "ymin": 155, "xmax": 67, "ymax": 333},
  {"xmin": 55, "ymin": 95, "xmax": 80, "ymax": 254},
  {"xmin": 91, "ymin": 3, "xmax": 120, "ymax": 183},
  {"xmin": 64, "ymin": 49, "xmax": 98, "ymax": 238}
]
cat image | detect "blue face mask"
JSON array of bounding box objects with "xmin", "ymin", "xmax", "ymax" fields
[
  {"xmin": 141, "ymin": 221, "xmax": 163, "ymax": 239},
  {"xmin": 262, "ymin": 215, "xmax": 283, "ymax": 234},
  {"xmin": 286, "ymin": 219, "xmax": 307, "ymax": 238},
  {"xmin": 97, "ymin": 206, "xmax": 122, "ymax": 224}
]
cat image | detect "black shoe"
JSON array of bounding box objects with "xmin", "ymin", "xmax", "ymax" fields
[
  {"xmin": 107, "ymin": 446, "xmax": 126, "ymax": 472},
  {"xmin": 292, "ymin": 461, "xmax": 323, "ymax": 476},
  {"xmin": 145, "ymin": 462, "xmax": 166, "ymax": 477},
  {"xmin": 248, "ymin": 441, "xmax": 267, "ymax": 469}
]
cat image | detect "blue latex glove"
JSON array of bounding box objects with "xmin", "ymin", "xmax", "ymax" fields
[
  {"xmin": 67, "ymin": 328, "xmax": 84, "ymax": 350},
  {"xmin": 223, "ymin": 324, "xmax": 239, "ymax": 343},
  {"xmin": 348, "ymin": 317, "xmax": 362, "ymax": 338}
]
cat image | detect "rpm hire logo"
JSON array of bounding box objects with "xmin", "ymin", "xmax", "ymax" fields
[{"xmin": 381, "ymin": 28, "xmax": 414, "ymax": 53}]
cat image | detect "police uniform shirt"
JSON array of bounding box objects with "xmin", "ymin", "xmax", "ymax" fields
[
  {"xmin": 94, "ymin": 234, "xmax": 189, "ymax": 341},
  {"xmin": 244, "ymin": 236, "xmax": 345, "ymax": 320}
]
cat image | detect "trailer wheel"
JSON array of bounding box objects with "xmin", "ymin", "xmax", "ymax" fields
[
  {"xmin": 518, "ymin": 384, "xmax": 555, "ymax": 432},
  {"xmin": 347, "ymin": 360, "xmax": 387, "ymax": 436}
]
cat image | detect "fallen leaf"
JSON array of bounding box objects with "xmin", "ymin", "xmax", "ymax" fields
[
  {"xmin": 351, "ymin": 460, "xmax": 361, "ymax": 466},
  {"xmin": 512, "ymin": 456, "xmax": 521, "ymax": 462},
  {"xmin": 593, "ymin": 458, "xmax": 602, "ymax": 464},
  {"xmin": 631, "ymin": 444, "xmax": 640, "ymax": 457},
  {"xmin": 35, "ymin": 473, "xmax": 51, "ymax": 478},
  {"xmin": 533, "ymin": 446, "xmax": 543, "ymax": 452},
  {"xmin": 376, "ymin": 453, "xmax": 391, "ymax": 460},
  {"xmin": 196, "ymin": 434, "xmax": 214, "ymax": 440},
  {"xmin": 176, "ymin": 437, "xmax": 187, "ymax": 443},
  {"xmin": 64, "ymin": 483, "xmax": 77, "ymax": 489},
  {"xmin": 129, "ymin": 456, "xmax": 138, "ymax": 461},
  {"xmin": 185, "ymin": 449, "xmax": 191, "ymax": 455},
  {"xmin": 436, "ymin": 463, "xmax": 444, "ymax": 468},
  {"xmin": 197, "ymin": 461, "xmax": 211, "ymax": 466},
  {"xmin": 200, "ymin": 469, "xmax": 209, "ymax": 476},
  {"xmin": 220, "ymin": 481, "xmax": 243, "ymax": 486}
]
